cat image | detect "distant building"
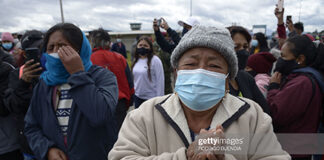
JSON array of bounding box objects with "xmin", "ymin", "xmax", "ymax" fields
[{"xmin": 252, "ymin": 25, "xmax": 267, "ymax": 34}]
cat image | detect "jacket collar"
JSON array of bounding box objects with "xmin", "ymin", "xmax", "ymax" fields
[{"xmin": 159, "ymin": 93, "xmax": 245, "ymax": 143}]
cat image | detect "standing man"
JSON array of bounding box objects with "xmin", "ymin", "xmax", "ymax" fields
[{"xmin": 111, "ymin": 35, "xmax": 127, "ymax": 59}]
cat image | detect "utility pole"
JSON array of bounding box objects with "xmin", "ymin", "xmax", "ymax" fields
[
  {"xmin": 298, "ymin": 0, "xmax": 302, "ymax": 22},
  {"xmin": 59, "ymin": 0, "xmax": 65, "ymax": 23},
  {"xmin": 190, "ymin": 0, "xmax": 192, "ymax": 16}
]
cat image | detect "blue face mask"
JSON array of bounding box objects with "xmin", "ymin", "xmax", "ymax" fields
[
  {"xmin": 175, "ymin": 69, "xmax": 228, "ymax": 111},
  {"xmin": 40, "ymin": 53, "xmax": 70, "ymax": 85},
  {"xmin": 2, "ymin": 43, "xmax": 13, "ymax": 50},
  {"xmin": 251, "ymin": 39, "xmax": 258, "ymax": 47},
  {"xmin": 40, "ymin": 32, "xmax": 93, "ymax": 86}
]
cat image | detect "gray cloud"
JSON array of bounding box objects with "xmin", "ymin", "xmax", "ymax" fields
[{"xmin": 0, "ymin": 0, "xmax": 323, "ymax": 34}]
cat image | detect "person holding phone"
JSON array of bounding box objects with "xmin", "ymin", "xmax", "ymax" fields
[
  {"xmin": 23, "ymin": 23, "xmax": 118, "ymax": 160},
  {"xmin": 2, "ymin": 30, "xmax": 43, "ymax": 160},
  {"xmin": 274, "ymin": 5, "xmax": 288, "ymax": 49},
  {"xmin": 153, "ymin": 17, "xmax": 199, "ymax": 54}
]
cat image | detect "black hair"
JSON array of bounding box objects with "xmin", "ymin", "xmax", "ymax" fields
[
  {"xmin": 21, "ymin": 30, "xmax": 44, "ymax": 50},
  {"xmin": 311, "ymin": 42, "xmax": 324, "ymax": 74},
  {"xmin": 227, "ymin": 26, "xmax": 252, "ymax": 43},
  {"xmin": 131, "ymin": 36, "xmax": 154, "ymax": 81},
  {"xmin": 286, "ymin": 35, "xmax": 317, "ymax": 66},
  {"xmin": 88, "ymin": 28, "xmax": 110, "ymax": 49},
  {"xmin": 294, "ymin": 22, "xmax": 304, "ymax": 32},
  {"xmin": 254, "ymin": 32, "xmax": 269, "ymax": 52},
  {"xmin": 42, "ymin": 23, "xmax": 83, "ymax": 53}
]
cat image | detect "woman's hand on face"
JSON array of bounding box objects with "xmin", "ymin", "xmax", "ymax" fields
[
  {"xmin": 58, "ymin": 46, "xmax": 84, "ymax": 74},
  {"xmin": 270, "ymin": 72, "xmax": 282, "ymax": 84},
  {"xmin": 187, "ymin": 125, "xmax": 225, "ymax": 160}
]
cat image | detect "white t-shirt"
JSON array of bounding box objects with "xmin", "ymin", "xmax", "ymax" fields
[{"xmin": 132, "ymin": 55, "xmax": 165, "ymax": 100}]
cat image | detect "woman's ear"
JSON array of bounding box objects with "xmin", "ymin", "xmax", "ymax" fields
[
  {"xmin": 173, "ymin": 68, "xmax": 177, "ymax": 79},
  {"xmin": 297, "ymin": 54, "xmax": 306, "ymax": 65},
  {"xmin": 225, "ymin": 77, "xmax": 230, "ymax": 91}
]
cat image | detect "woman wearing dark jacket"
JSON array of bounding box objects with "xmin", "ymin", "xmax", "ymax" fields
[
  {"xmin": 3, "ymin": 30, "xmax": 44, "ymax": 160},
  {"xmin": 267, "ymin": 35, "xmax": 324, "ymax": 160},
  {"xmin": 227, "ymin": 26, "xmax": 270, "ymax": 115},
  {"xmin": 24, "ymin": 23, "xmax": 118, "ymax": 160},
  {"xmin": 0, "ymin": 59, "xmax": 22, "ymax": 160}
]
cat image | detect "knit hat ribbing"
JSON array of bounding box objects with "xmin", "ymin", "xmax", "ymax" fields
[{"xmin": 170, "ymin": 25, "xmax": 238, "ymax": 79}]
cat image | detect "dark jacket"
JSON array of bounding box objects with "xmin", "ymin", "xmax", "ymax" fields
[
  {"xmin": 230, "ymin": 70, "xmax": 270, "ymax": 115},
  {"xmin": 4, "ymin": 67, "xmax": 37, "ymax": 115},
  {"xmin": 0, "ymin": 49, "xmax": 15, "ymax": 66},
  {"xmin": 3, "ymin": 67, "xmax": 38, "ymax": 155},
  {"xmin": 155, "ymin": 28, "xmax": 181, "ymax": 54},
  {"xmin": 0, "ymin": 60, "xmax": 21, "ymax": 155},
  {"xmin": 111, "ymin": 42, "xmax": 127, "ymax": 58},
  {"xmin": 267, "ymin": 67, "xmax": 323, "ymax": 133},
  {"xmin": 24, "ymin": 65, "xmax": 119, "ymax": 160}
]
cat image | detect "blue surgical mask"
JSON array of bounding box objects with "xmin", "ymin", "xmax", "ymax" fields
[
  {"xmin": 2, "ymin": 43, "xmax": 13, "ymax": 50},
  {"xmin": 175, "ymin": 69, "xmax": 228, "ymax": 111},
  {"xmin": 251, "ymin": 39, "xmax": 258, "ymax": 47}
]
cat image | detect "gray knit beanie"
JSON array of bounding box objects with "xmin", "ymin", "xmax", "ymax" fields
[{"xmin": 171, "ymin": 25, "xmax": 238, "ymax": 79}]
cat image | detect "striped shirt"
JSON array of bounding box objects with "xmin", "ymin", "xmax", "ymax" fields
[{"xmin": 56, "ymin": 83, "xmax": 73, "ymax": 136}]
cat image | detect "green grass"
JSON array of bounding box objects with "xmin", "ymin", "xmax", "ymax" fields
[{"xmin": 126, "ymin": 51, "xmax": 132, "ymax": 67}]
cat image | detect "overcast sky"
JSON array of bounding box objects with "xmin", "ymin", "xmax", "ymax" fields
[{"xmin": 0, "ymin": 0, "xmax": 323, "ymax": 35}]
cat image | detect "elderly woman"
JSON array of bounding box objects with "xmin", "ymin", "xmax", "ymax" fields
[
  {"xmin": 109, "ymin": 26, "xmax": 290, "ymax": 160},
  {"xmin": 24, "ymin": 23, "xmax": 118, "ymax": 160}
]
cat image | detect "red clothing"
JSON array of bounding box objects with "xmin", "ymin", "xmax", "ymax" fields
[
  {"xmin": 267, "ymin": 73, "xmax": 322, "ymax": 133},
  {"xmin": 91, "ymin": 48, "xmax": 134, "ymax": 106},
  {"xmin": 277, "ymin": 24, "xmax": 286, "ymax": 39}
]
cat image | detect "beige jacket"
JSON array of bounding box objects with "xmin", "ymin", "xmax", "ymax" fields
[{"xmin": 109, "ymin": 93, "xmax": 291, "ymax": 160}]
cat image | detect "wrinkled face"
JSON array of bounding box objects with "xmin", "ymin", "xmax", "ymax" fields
[
  {"xmin": 46, "ymin": 31, "xmax": 73, "ymax": 54},
  {"xmin": 233, "ymin": 33, "xmax": 249, "ymax": 52},
  {"xmin": 177, "ymin": 47, "xmax": 229, "ymax": 74},
  {"xmin": 137, "ymin": 39, "xmax": 150, "ymax": 50}
]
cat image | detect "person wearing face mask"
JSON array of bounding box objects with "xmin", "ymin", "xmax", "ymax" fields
[
  {"xmin": 131, "ymin": 36, "xmax": 164, "ymax": 108},
  {"xmin": 227, "ymin": 26, "xmax": 270, "ymax": 115},
  {"xmin": 153, "ymin": 17, "xmax": 199, "ymax": 54},
  {"xmin": 1, "ymin": 32, "xmax": 16, "ymax": 55},
  {"xmin": 267, "ymin": 35, "xmax": 324, "ymax": 160},
  {"xmin": 2, "ymin": 30, "xmax": 44, "ymax": 160},
  {"xmin": 109, "ymin": 25, "xmax": 290, "ymax": 160},
  {"xmin": 250, "ymin": 32, "xmax": 270, "ymax": 54},
  {"xmin": 24, "ymin": 23, "xmax": 119, "ymax": 160},
  {"xmin": 111, "ymin": 35, "xmax": 127, "ymax": 59},
  {"xmin": 245, "ymin": 52, "xmax": 277, "ymax": 97}
]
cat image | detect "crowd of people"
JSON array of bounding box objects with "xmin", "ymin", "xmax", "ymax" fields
[{"xmin": 0, "ymin": 5, "xmax": 323, "ymax": 160}]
